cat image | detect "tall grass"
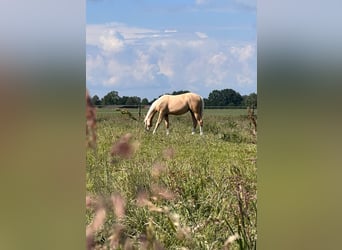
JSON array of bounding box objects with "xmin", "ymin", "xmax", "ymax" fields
[{"xmin": 86, "ymin": 106, "xmax": 257, "ymax": 249}]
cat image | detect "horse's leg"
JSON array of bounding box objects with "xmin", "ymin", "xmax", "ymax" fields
[
  {"xmin": 190, "ymin": 112, "xmax": 197, "ymax": 135},
  {"xmin": 194, "ymin": 112, "xmax": 203, "ymax": 135},
  {"xmin": 164, "ymin": 115, "xmax": 170, "ymax": 135},
  {"xmin": 152, "ymin": 112, "xmax": 164, "ymax": 134}
]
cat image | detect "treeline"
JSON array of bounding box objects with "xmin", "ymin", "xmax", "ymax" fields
[
  {"xmin": 91, "ymin": 91, "xmax": 148, "ymax": 106},
  {"xmin": 91, "ymin": 89, "xmax": 257, "ymax": 108},
  {"xmin": 205, "ymin": 89, "xmax": 257, "ymax": 108}
]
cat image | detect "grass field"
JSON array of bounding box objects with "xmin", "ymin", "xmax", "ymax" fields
[{"xmin": 86, "ymin": 108, "xmax": 257, "ymax": 249}]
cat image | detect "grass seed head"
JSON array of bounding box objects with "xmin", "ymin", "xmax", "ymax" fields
[
  {"xmin": 151, "ymin": 163, "xmax": 167, "ymax": 178},
  {"xmin": 111, "ymin": 193, "xmax": 126, "ymax": 220},
  {"xmin": 111, "ymin": 133, "xmax": 135, "ymax": 159},
  {"xmin": 151, "ymin": 184, "xmax": 176, "ymax": 201},
  {"xmin": 223, "ymin": 233, "xmax": 240, "ymax": 250},
  {"xmin": 108, "ymin": 224, "xmax": 125, "ymax": 249},
  {"xmin": 86, "ymin": 89, "xmax": 97, "ymax": 148},
  {"xmin": 163, "ymin": 147, "xmax": 175, "ymax": 159}
]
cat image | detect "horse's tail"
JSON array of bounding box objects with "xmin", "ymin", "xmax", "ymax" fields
[{"xmin": 200, "ymin": 95, "xmax": 204, "ymax": 118}]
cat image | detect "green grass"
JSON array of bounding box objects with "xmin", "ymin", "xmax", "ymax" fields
[{"xmin": 86, "ymin": 108, "xmax": 257, "ymax": 249}]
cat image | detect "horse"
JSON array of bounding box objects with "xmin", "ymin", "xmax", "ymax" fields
[{"xmin": 144, "ymin": 92, "xmax": 204, "ymax": 135}]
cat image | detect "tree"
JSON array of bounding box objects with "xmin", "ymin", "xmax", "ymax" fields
[
  {"xmin": 171, "ymin": 90, "xmax": 190, "ymax": 95},
  {"xmin": 91, "ymin": 95, "xmax": 101, "ymax": 106},
  {"xmin": 203, "ymin": 98, "xmax": 210, "ymax": 106},
  {"xmin": 221, "ymin": 89, "xmax": 243, "ymax": 106},
  {"xmin": 207, "ymin": 90, "xmax": 226, "ymax": 106},
  {"xmin": 243, "ymin": 93, "xmax": 257, "ymax": 108},
  {"xmin": 125, "ymin": 96, "xmax": 141, "ymax": 105},
  {"xmin": 141, "ymin": 98, "xmax": 149, "ymax": 105},
  {"xmin": 120, "ymin": 96, "xmax": 129, "ymax": 105},
  {"xmin": 102, "ymin": 91, "xmax": 120, "ymax": 105},
  {"xmin": 207, "ymin": 89, "xmax": 243, "ymax": 107}
]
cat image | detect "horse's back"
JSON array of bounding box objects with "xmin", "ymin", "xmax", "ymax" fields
[{"xmin": 156, "ymin": 93, "xmax": 203, "ymax": 114}]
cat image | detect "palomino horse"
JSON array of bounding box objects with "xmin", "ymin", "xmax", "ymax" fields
[{"xmin": 144, "ymin": 93, "xmax": 204, "ymax": 135}]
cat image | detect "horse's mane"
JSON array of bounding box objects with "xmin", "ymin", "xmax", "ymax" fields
[{"xmin": 144, "ymin": 98, "xmax": 160, "ymax": 123}]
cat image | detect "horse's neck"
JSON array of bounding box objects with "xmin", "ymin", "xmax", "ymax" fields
[
  {"xmin": 149, "ymin": 110, "xmax": 157, "ymax": 120},
  {"xmin": 146, "ymin": 105, "xmax": 157, "ymax": 122}
]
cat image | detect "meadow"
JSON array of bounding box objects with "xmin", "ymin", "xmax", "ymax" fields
[{"xmin": 86, "ymin": 107, "xmax": 257, "ymax": 250}]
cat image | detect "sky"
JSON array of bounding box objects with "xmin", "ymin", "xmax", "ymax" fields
[{"xmin": 86, "ymin": 0, "xmax": 256, "ymax": 101}]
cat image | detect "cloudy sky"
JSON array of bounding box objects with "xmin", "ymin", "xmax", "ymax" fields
[{"xmin": 86, "ymin": 0, "xmax": 256, "ymax": 100}]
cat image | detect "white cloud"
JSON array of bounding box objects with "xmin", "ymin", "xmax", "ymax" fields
[
  {"xmin": 132, "ymin": 51, "xmax": 159, "ymax": 81},
  {"xmin": 86, "ymin": 54, "xmax": 106, "ymax": 85},
  {"xmin": 209, "ymin": 52, "xmax": 227, "ymax": 65},
  {"xmin": 99, "ymin": 30, "xmax": 125, "ymax": 53},
  {"xmin": 104, "ymin": 76, "xmax": 120, "ymax": 87},
  {"xmin": 158, "ymin": 58, "xmax": 174, "ymax": 78},
  {"xmin": 208, "ymin": 53, "xmax": 229, "ymax": 85},
  {"xmin": 236, "ymin": 74, "xmax": 253, "ymax": 84},
  {"xmin": 186, "ymin": 39, "xmax": 205, "ymax": 48},
  {"xmin": 230, "ymin": 44, "xmax": 254, "ymax": 62},
  {"xmin": 195, "ymin": 32, "xmax": 208, "ymax": 39},
  {"xmin": 164, "ymin": 29, "xmax": 177, "ymax": 33},
  {"xmin": 104, "ymin": 59, "xmax": 130, "ymax": 86},
  {"xmin": 86, "ymin": 54, "xmax": 104, "ymax": 73},
  {"xmin": 87, "ymin": 23, "xmax": 164, "ymax": 48}
]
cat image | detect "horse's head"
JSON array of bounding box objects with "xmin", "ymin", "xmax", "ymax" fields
[
  {"xmin": 144, "ymin": 116, "xmax": 153, "ymax": 131},
  {"xmin": 144, "ymin": 101, "xmax": 158, "ymax": 131}
]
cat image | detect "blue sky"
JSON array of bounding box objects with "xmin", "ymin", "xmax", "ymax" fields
[{"xmin": 87, "ymin": 0, "xmax": 256, "ymax": 100}]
